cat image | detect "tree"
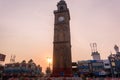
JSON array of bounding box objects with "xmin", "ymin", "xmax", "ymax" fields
[
  {"xmin": 28, "ymin": 59, "xmax": 33, "ymax": 64},
  {"xmin": 45, "ymin": 67, "xmax": 52, "ymax": 76},
  {"xmin": 21, "ymin": 60, "xmax": 26, "ymax": 64}
]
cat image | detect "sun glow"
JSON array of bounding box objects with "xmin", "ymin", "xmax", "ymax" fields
[{"xmin": 47, "ymin": 57, "xmax": 52, "ymax": 65}]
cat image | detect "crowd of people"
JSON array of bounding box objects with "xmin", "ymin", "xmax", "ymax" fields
[{"xmin": 4, "ymin": 77, "xmax": 120, "ymax": 80}]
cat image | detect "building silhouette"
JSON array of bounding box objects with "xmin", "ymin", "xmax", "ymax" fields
[{"xmin": 108, "ymin": 45, "xmax": 120, "ymax": 77}]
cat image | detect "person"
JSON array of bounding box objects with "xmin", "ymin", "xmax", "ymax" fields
[{"xmin": 80, "ymin": 74, "xmax": 86, "ymax": 80}]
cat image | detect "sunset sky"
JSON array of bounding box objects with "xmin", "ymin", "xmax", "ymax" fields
[{"xmin": 0, "ymin": 0, "xmax": 120, "ymax": 72}]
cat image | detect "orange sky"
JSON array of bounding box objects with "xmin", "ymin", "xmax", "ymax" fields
[{"xmin": 0, "ymin": 0, "xmax": 120, "ymax": 72}]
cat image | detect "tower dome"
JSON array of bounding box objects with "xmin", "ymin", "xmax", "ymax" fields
[{"xmin": 57, "ymin": 0, "xmax": 68, "ymax": 11}]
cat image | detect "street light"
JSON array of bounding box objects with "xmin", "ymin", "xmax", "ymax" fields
[{"xmin": 47, "ymin": 57, "xmax": 52, "ymax": 68}]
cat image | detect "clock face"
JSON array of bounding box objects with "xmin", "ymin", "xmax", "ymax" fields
[{"xmin": 58, "ymin": 16, "xmax": 65, "ymax": 22}]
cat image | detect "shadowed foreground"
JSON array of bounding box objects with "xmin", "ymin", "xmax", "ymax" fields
[{"xmin": 7, "ymin": 77, "xmax": 120, "ymax": 80}]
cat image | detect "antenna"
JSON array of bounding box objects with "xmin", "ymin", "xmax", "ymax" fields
[
  {"xmin": 10, "ymin": 54, "xmax": 16, "ymax": 63},
  {"xmin": 90, "ymin": 43, "xmax": 101, "ymax": 60},
  {"xmin": 90, "ymin": 43, "xmax": 98, "ymax": 53},
  {"xmin": 90, "ymin": 43, "xmax": 93, "ymax": 52},
  {"xmin": 94, "ymin": 43, "xmax": 97, "ymax": 52}
]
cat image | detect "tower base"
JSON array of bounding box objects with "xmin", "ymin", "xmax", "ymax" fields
[{"xmin": 52, "ymin": 68, "xmax": 73, "ymax": 77}]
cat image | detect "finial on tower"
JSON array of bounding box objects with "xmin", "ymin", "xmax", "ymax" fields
[{"xmin": 56, "ymin": 0, "xmax": 67, "ymax": 12}]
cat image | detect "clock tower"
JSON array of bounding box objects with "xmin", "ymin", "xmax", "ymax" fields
[{"xmin": 52, "ymin": 0, "xmax": 72, "ymax": 77}]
